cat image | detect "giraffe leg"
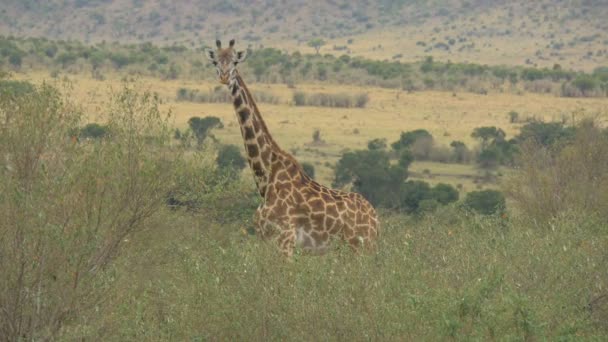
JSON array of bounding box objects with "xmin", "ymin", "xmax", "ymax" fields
[
  {"xmin": 276, "ymin": 227, "xmax": 296, "ymax": 258},
  {"xmin": 254, "ymin": 205, "xmax": 276, "ymax": 239}
]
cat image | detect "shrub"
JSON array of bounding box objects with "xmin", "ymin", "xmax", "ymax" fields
[
  {"xmin": 0, "ymin": 80, "xmax": 35, "ymax": 96},
  {"xmin": 80, "ymin": 122, "xmax": 109, "ymax": 139},
  {"xmin": 217, "ymin": 144, "xmax": 246, "ymax": 172},
  {"xmin": 463, "ymin": 190, "xmax": 506, "ymax": 215},
  {"xmin": 432, "ymin": 183, "xmax": 459, "ymax": 204},
  {"xmin": 301, "ymin": 162, "xmax": 315, "ymax": 179},
  {"xmin": 0, "ymin": 84, "xmax": 178, "ymax": 340},
  {"xmin": 292, "ymin": 91, "xmax": 369, "ymax": 108},
  {"xmin": 505, "ymin": 120, "xmax": 608, "ymax": 222}
]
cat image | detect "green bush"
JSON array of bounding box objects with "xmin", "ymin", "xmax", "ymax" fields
[
  {"xmin": 333, "ymin": 149, "xmax": 406, "ymax": 207},
  {"xmin": 506, "ymin": 120, "xmax": 608, "ymax": 222},
  {"xmin": 463, "ymin": 190, "xmax": 506, "ymax": 215},
  {"xmin": 217, "ymin": 144, "xmax": 246, "ymax": 172},
  {"xmin": 301, "ymin": 161, "xmax": 315, "ymax": 179},
  {"xmin": 0, "ymin": 83, "xmax": 180, "ymax": 340},
  {"xmin": 80, "ymin": 122, "xmax": 109, "ymax": 139},
  {"xmin": 516, "ymin": 121, "xmax": 574, "ymax": 148},
  {"xmin": 0, "ymin": 80, "xmax": 35, "ymax": 97}
]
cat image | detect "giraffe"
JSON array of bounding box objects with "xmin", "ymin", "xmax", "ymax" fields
[{"xmin": 204, "ymin": 39, "xmax": 379, "ymax": 257}]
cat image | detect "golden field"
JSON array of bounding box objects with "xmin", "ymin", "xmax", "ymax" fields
[{"xmin": 13, "ymin": 71, "xmax": 608, "ymax": 189}]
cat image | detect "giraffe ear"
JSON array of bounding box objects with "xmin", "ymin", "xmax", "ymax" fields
[
  {"xmin": 235, "ymin": 50, "xmax": 248, "ymax": 63},
  {"xmin": 203, "ymin": 48, "xmax": 216, "ymax": 62}
]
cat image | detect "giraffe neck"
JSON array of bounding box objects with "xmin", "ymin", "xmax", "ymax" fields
[{"xmin": 229, "ymin": 72, "xmax": 281, "ymax": 197}]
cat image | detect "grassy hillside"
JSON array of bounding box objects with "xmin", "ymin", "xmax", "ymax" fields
[{"xmin": 0, "ymin": 0, "xmax": 607, "ymax": 70}]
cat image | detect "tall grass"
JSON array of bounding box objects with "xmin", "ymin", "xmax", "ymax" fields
[{"xmin": 61, "ymin": 207, "xmax": 608, "ymax": 340}]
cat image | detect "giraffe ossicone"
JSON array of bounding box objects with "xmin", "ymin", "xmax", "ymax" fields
[{"xmin": 204, "ymin": 40, "xmax": 379, "ymax": 257}]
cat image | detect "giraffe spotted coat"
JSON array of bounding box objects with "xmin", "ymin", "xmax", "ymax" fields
[{"xmin": 205, "ymin": 40, "xmax": 379, "ymax": 257}]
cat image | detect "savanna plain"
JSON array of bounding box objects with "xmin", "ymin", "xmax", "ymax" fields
[{"xmin": 2, "ymin": 1, "xmax": 608, "ymax": 340}]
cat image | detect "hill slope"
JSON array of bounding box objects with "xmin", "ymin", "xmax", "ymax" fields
[{"xmin": 0, "ymin": 0, "xmax": 607, "ymax": 70}]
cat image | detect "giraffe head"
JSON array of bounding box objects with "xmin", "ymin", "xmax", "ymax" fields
[{"xmin": 204, "ymin": 39, "xmax": 248, "ymax": 85}]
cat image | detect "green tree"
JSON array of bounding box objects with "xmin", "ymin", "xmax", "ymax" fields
[
  {"xmin": 471, "ymin": 126, "xmax": 505, "ymax": 148},
  {"xmin": 188, "ymin": 116, "xmax": 222, "ymax": 146},
  {"xmin": 367, "ymin": 138, "xmax": 387, "ymax": 150},
  {"xmin": 391, "ymin": 129, "xmax": 433, "ymax": 151},
  {"xmin": 516, "ymin": 121, "xmax": 575, "ymax": 148},
  {"xmin": 333, "ymin": 149, "xmax": 407, "ymax": 207},
  {"xmin": 308, "ymin": 38, "xmax": 326, "ymax": 55}
]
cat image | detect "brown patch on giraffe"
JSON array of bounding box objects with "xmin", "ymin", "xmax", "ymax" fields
[
  {"xmin": 252, "ymin": 117, "xmax": 261, "ymax": 132},
  {"xmin": 275, "ymin": 181, "xmax": 292, "ymax": 197},
  {"xmin": 276, "ymin": 170, "xmax": 290, "ymax": 182},
  {"xmin": 261, "ymin": 149, "xmax": 271, "ymax": 163},
  {"xmin": 244, "ymin": 126, "xmax": 255, "ymax": 140},
  {"xmin": 247, "ymin": 144, "xmax": 259, "ymax": 158},
  {"xmin": 273, "ymin": 200, "xmax": 288, "ymax": 217},
  {"xmin": 308, "ymin": 198, "xmax": 324, "ymax": 212},
  {"xmin": 234, "ymin": 96, "xmax": 243, "ymax": 108},
  {"xmin": 257, "ymin": 135, "xmax": 266, "ymax": 148},
  {"xmin": 238, "ymin": 108, "xmax": 250, "ymax": 123},
  {"xmin": 310, "ymin": 213, "xmax": 325, "ymax": 228},
  {"xmin": 252, "ymin": 161, "xmax": 264, "ymax": 177},
  {"xmin": 291, "ymin": 190, "xmax": 305, "ymax": 203},
  {"xmin": 326, "ymin": 204, "xmax": 339, "ymax": 218},
  {"xmin": 310, "ymin": 231, "xmax": 329, "ymax": 243}
]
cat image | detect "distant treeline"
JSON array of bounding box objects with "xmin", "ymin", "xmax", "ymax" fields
[{"xmin": 1, "ymin": 36, "xmax": 607, "ymax": 97}]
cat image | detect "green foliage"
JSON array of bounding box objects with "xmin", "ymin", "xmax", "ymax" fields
[
  {"xmin": 367, "ymin": 138, "xmax": 387, "ymax": 150},
  {"xmin": 391, "ymin": 129, "xmax": 433, "ymax": 150},
  {"xmin": 216, "ymin": 144, "xmax": 246, "ymax": 172},
  {"xmin": 307, "ymin": 38, "xmax": 326, "ymax": 54},
  {"xmin": 333, "ymin": 147, "xmax": 456, "ymax": 213},
  {"xmin": 463, "ymin": 190, "xmax": 506, "ymax": 215},
  {"xmin": 80, "ymin": 122, "xmax": 109, "ymax": 139},
  {"xmin": 0, "ymin": 80, "xmax": 35, "ymax": 97},
  {"xmin": 432, "ymin": 183, "xmax": 460, "ymax": 205},
  {"xmin": 187, "ymin": 116, "xmax": 222, "ymax": 146},
  {"xmin": 0, "ymin": 83, "xmax": 180, "ymax": 340},
  {"xmin": 516, "ymin": 121, "xmax": 575, "ymax": 148},
  {"xmin": 301, "ymin": 161, "xmax": 315, "ymax": 179},
  {"xmin": 333, "ymin": 149, "xmax": 406, "ymax": 207},
  {"xmin": 471, "ymin": 126, "xmax": 505, "ymax": 148},
  {"xmin": 506, "ymin": 120, "xmax": 608, "ymax": 222}
]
